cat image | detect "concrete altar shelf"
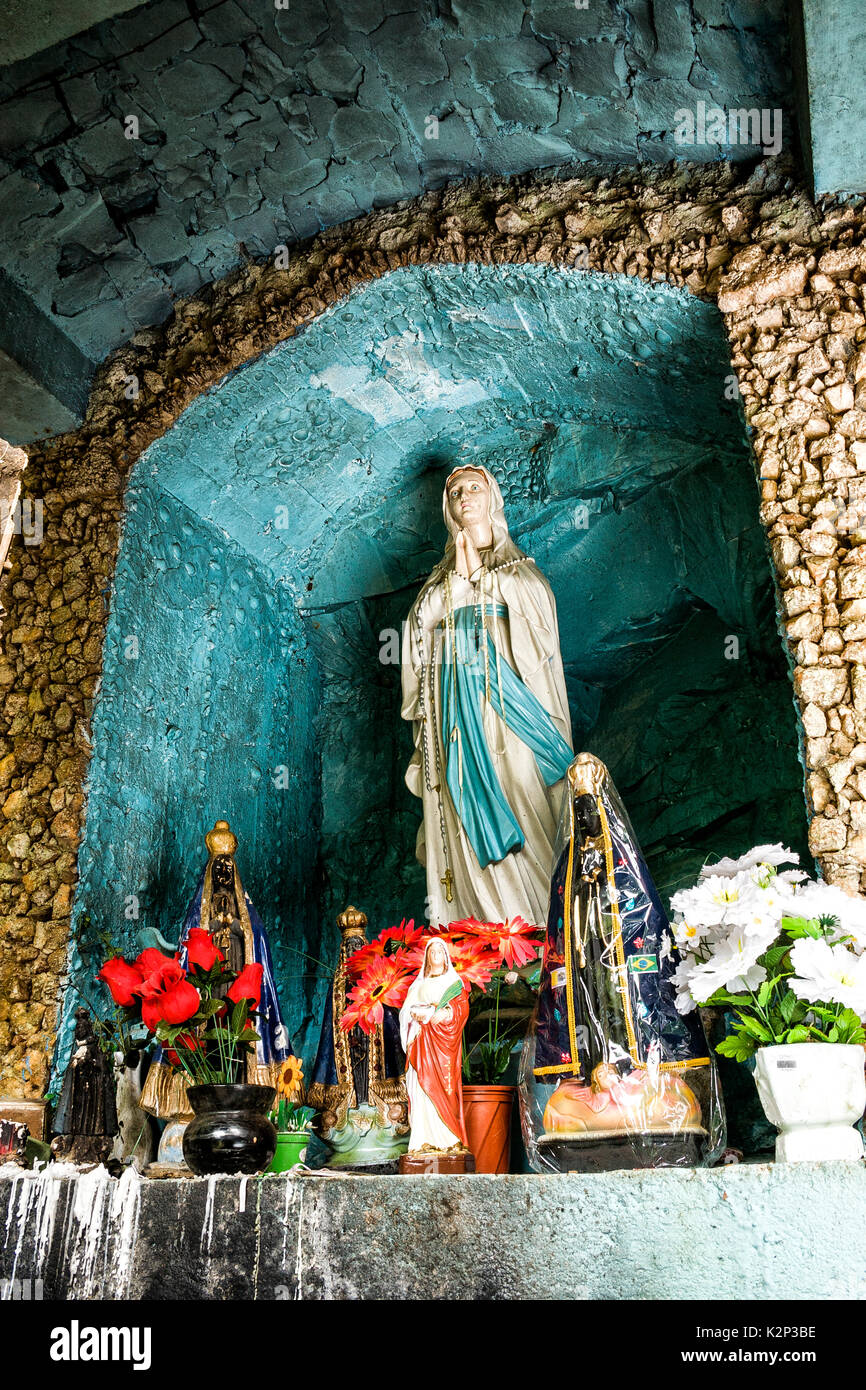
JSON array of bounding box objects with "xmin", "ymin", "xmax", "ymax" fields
[{"xmin": 1, "ymin": 1163, "xmax": 864, "ymax": 1301}]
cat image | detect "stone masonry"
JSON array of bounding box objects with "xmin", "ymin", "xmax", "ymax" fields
[{"xmin": 0, "ymin": 154, "xmax": 865, "ymax": 1097}]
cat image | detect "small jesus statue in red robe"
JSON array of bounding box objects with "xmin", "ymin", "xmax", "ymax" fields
[{"xmin": 398, "ymin": 938, "xmax": 472, "ymax": 1168}]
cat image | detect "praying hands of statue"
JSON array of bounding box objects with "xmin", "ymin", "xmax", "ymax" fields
[{"xmin": 455, "ymin": 528, "xmax": 483, "ymax": 582}]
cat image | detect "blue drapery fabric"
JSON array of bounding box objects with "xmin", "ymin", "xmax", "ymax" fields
[
  {"xmin": 149, "ymin": 867, "xmax": 292, "ymax": 1074},
  {"xmin": 440, "ymin": 604, "xmax": 573, "ymax": 869}
]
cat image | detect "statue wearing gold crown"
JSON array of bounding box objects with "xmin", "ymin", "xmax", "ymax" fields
[
  {"xmin": 519, "ymin": 753, "xmax": 725, "ymax": 1172},
  {"xmin": 140, "ymin": 820, "xmax": 293, "ymax": 1167}
]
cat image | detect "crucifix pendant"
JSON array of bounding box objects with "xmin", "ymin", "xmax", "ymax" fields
[{"xmin": 440, "ymin": 868, "xmax": 454, "ymax": 903}]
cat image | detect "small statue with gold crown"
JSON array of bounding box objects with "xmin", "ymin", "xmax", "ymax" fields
[
  {"xmin": 140, "ymin": 819, "xmax": 293, "ymax": 1174},
  {"xmin": 519, "ymin": 753, "xmax": 725, "ymax": 1172},
  {"xmin": 307, "ymin": 906, "xmax": 409, "ymax": 1171}
]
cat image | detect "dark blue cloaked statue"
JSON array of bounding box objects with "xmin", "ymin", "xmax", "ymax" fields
[
  {"xmin": 139, "ymin": 820, "xmax": 293, "ymax": 1159},
  {"xmin": 519, "ymin": 753, "xmax": 725, "ymax": 1172}
]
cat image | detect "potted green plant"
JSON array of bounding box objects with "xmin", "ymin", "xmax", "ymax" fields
[
  {"xmin": 270, "ymin": 1058, "xmax": 315, "ymax": 1172},
  {"xmin": 671, "ymin": 845, "xmax": 866, "ymax": 1162}
]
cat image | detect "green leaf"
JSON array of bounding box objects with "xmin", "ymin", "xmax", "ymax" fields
[
  {"xmin": 784, "ymin": 1025, "xmax": 810, "ymax": 1044},
  {"xmin": 762, "ymin": 943, "xmax": 791, "ymax": 971},
  {"xmin": 735, "ymin": 1014, "xmax": 773, "ymax": 1043},
  {"xmin": 782, "ymin": 916, "xmax": 822, "ymax": 940},
  {"xmin": 757, "ymin": 980, "xmax": 774, "ymax": 1009},
  {"xmin": 779, "ymin": 991, "xmax": 798, "ymax": 1025},
  {"xmin": 196, "ymin": 998, "xmax": 224, "ymax": 1019},
  {"xmin": 716, "ymin": 1034, "xmax": 757, "ymax": 1063},
  {"xmin": 231, "ymin": 999, "xmax": 248, "ymax": 1035}
]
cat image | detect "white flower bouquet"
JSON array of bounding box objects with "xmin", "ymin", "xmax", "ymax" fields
[{"xmin": 670, "ymin": 845, "xmax": 866, "ymax": 1062}]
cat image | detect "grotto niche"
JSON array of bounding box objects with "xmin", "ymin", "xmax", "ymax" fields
[{"xmin": 59, "ymin": 261, "xmax": 809, "ymax": 1074}]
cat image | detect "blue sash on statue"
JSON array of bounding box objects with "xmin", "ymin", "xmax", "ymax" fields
[{"xmin": 440, "ymin": 604, "xmax": 573, "ymax": 869}]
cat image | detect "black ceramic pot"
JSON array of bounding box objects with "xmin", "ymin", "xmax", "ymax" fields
[{"xmin": 182, "ymin": 1084, "xmax": 277, "ymax": 1176}]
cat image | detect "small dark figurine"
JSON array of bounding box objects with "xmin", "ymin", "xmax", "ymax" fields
[{"xmin": 51, "ymin": 1007, "xmax": 118, "ymax": 1167}]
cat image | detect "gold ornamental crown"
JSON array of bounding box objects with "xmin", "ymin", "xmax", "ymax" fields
[
  {"xmin": 337, "ymin": 904, "xmax": 368, "ymax": 937},
  {"xmin": 205, "ymin": 819, "xmax": 238, "ymax": 858},
  {"xmin": 567, "ymin": 752, "xmax": 608, "ymax": 797}
]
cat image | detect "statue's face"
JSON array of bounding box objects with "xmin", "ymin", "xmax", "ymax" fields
[
  {"xmin": 425, "ymin": 940, "xmax": 448, "ymax": 976},
  {"xmin": 447, "ymin": 469, "xmax": 490, "ymax": 531}
]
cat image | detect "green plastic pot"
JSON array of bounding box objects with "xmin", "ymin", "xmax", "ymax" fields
[{"xmin": 270, "ymin": 1130, "xmax": 309, "ymax": 1173}]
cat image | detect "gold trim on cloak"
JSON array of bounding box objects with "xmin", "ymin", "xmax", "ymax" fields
[
  {"xmin": 139, "ymin": 822, "xmax": 282, "ymax": 1120},
  {"xmin": 307, "ymin": 907, "xmax": 408, "ymax": 1131},
  {"xmin": 535, "ymin": 754, "xmax": 709, "ymax": 1080}
]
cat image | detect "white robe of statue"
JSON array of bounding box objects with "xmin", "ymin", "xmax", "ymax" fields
[{"xmin": 401, "ymin": 466, "xmax": 573, "ymax": 928}]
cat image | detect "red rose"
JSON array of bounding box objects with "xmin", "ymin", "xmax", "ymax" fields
[
  {"xmin": 165, "ymin": 1032, "xmax": 203, "ymax": 1067},
  {"xmin": 138, "ymin": 958, "xmax": 200, "ymax": 1032},
  {"xmin": 97, "ymin": 956, "xmax": 143, "ymax": 1007},
  {"xmin": 227, "ymin": 962, "xmax": 263, "ymax": 1009},
  {"xmin": 134, "ymin": 947, "xmax": 176, "ymax": 982},
  {"xmin": 185, "ymin": 927, "xmax": 224, "ymax": 973}
]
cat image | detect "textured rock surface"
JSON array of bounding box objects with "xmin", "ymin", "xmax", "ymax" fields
[
  {"xmin": 0, "ymin": 155, "xmax": 864, "ymax": 1098},
  {"xmin": 0, "ymin": 0, "xmax": 793, "ymax": 368},
  {"xmin": 60, "ymin": 262, "xmax": 806, "ymax": 1077},
  {"xmin": 2, "ymin": 1164, "xmax": 866, "ymax": 1300}
]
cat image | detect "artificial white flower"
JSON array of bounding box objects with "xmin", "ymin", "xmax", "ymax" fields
[
  {"xmin": 699, "ymin": 844, "xmax": 799, "ymax": 880},
  {"xmin": 789, "ymin": 937, "xmax": 866, "ymax": 1017},
  {"xmin": 790, "ymin": 880, "xmax": 866, "ymax": 953},
  {"xmin": 671, "ymin": 957, "xmax": 698, "ymax": 1015},
  {"xmin": 672, "ymin": 874, "xmax": 754, "ymax": 931},
  {"xmin": 687, "ymin": 928, "xmax": 769, "ymax": 1003}
]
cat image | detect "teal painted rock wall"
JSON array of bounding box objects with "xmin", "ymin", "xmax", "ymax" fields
[{"xmin": 58, "ymin": 264, "xmax": 809, "ymax": 1084}]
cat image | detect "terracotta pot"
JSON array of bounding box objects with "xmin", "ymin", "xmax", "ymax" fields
[{"xmin": 463, "ymin": 1084, "xmax": 516, "ymax": 1173}]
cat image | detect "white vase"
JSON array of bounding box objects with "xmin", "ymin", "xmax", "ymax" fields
[{"xmin": 754, "ymin": 1043, "xmax": 866, "ymax": 1162}]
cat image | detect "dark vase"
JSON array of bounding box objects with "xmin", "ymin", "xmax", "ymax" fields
[{"xmin": 182, "ymin": 1084, "xmax": 277, "ymax": 1176}]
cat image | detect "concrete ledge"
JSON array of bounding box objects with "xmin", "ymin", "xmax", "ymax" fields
[{"xmin": 1, "ymin": 1163, "xmax": 864, "ymax": 1301}]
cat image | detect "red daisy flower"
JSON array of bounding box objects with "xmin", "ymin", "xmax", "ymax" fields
[
  {"xmin": 445, "ymin": 936, "xmax": 497, "ymax": 991},
  {"xmin": 455, "ymin": 916, "xmax": 542, "ymax": 970},
  {"xmin": 346, "ymin": 919, "xmax": 425, "ymax": 981},
  {"xmin": 341, "ymin": 956, "xmax": 413, "ymax": 1036}
]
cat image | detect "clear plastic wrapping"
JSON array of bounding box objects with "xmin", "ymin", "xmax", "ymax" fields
[{"xmin": 519, "ymin": 752, "xmax": 725, "ymax": 1172}]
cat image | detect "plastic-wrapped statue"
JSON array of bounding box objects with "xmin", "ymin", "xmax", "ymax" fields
[
  {"xmin": 402, "ymin": 466, "xmax": 573, "ymax": 928},
  {"xmin": 520, "ymin": 753, "xmax": 725, "ymax": 1172}
]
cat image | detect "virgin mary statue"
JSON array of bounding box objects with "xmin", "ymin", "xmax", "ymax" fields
[{"xmin": 402, "ymin": 465, "xmax": 573, "ymax": 927}]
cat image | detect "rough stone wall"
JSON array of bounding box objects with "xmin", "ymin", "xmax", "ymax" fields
[
  {"xmin": 0, "ymin": 0, "xmax": 793, "ymax": 365},
  {"xmin": 0, "ymin": 155, "xmax": 864, "ymax": 1098}
]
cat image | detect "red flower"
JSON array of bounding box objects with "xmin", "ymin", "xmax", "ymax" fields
[
  {"xmin": 342, "ymin": 956, "xmax": 413, "ymax": 1036},
  {"xmin": 347, "ymin": 919, "xmax": 425, "ymax": 981},
  {"xmin": 137, "ymin": 958, "xmax": 200, "ymax": 1032},
  {"xmin": 185, "ymin": 927, "xmax": 224, "ymax": 973},
  {"xmin": 165, "ymin": 1032, "xmax": 203, "ymax": 1068},
  {"xmin": 227, "ymin": 962, "xmax": 264, "ymax": 1009},
  {"xmin": 452, "ymin": 916, "xmax": 542, "ymax": 970},
  {"xmin": 97, "ymin": 956, "xmax": 143, "ymax": 1007},
  {"xmin": 445, "ymin": 936, "xmax": 497, "ymax": 991},
  {"xmin": 134, "ymin": 947, "xmax": 176, "ymax": 980}
]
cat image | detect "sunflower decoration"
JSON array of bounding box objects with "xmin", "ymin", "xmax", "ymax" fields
[{"xmin": 276, "ymin": 1055, "xmax": 305, "ymax": 1103}]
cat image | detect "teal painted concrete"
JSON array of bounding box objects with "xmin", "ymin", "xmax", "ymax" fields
[
  {"xmin": 797, "ymin": 0, "xmax": 866, "ymax": 196},
  {"xmin": 0, "ymin": 0, "xmax": 794, "ymax": 384},
  {"xmin": 2, "ymin": 1163, "xmax": 865, "ymax": 1300},
  {"xmin": 58, "ymin": 264, "xmax": 808, "ymax": 1089}
]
